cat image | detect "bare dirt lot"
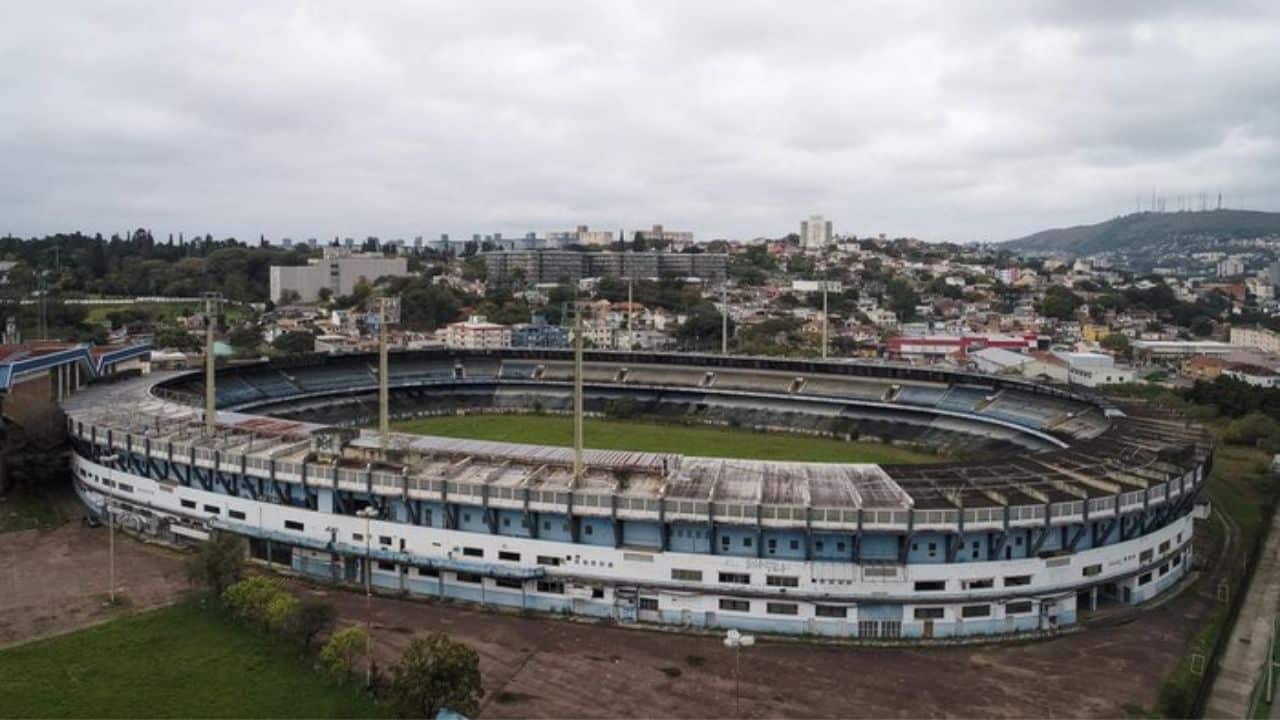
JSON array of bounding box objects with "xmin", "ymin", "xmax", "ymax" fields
[{"xmin": 1, "ymin": 516, "xmax": 1220, "ymax": 718}]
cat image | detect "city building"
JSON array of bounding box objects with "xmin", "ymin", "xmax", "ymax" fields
[
  {"xmin": 800, "ymin": 215, "xmax": 833, "ymax": 249},
  {"xmin": 1217, "ymin": 256, "xmax": 1245, "ymax": 277},
  {"xmin": 483, "ymin": 251, "xmax": 727, "ymax": 287},
  {"xmin": 1230, "ymin": 326, "xmax": 1280, "ymax": 354},
  {"xmin": 512, "ymin": 316, "xmax": 569, "ymax": 348},
  {"xmin": 635, "ymin": 225, "xmax": 695, "ymax": 249},
  {"xmin": 444, "ymin": 316, "xmax": 512, "ymax": 349},
  {"xmin": 1052, "ymin": 350, "xmax": 1135, "ymax": 387},
  {"xmin": 268, "ymin": 248, "xmax": 410, "ymax": 303},
  {"xmin": 887, "ymin": 333, "xmax": 1038, "ymax": 361}
]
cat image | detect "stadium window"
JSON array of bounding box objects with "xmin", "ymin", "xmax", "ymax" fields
[
  {"xmin": 502, "ymin": 517, "xmax": 510, "ymax": 527},
  {"xmin": 1006, "ymin": 601, "xmax": 1034, "ymax": 615},
  {"xmin": 961, "ymin": 604, "xmax": 991, "ymax": 619},
  {"xmin": 1139, "ymin": 549, "xmax": 1154, "ymax": 563},
  {"xmin": 911, "ymin": 543, "xmax": 918, "ymax": 551},
  {"xmin": 1082, "ymin": 564, "xmax": 1102, "ymax": 577},
  {"xmin": 498, "ymin": 550, "xmax": 520, "ymax": 562},
  {"xmin": 767, "ymin": 539, "xmax": 777, "ymax": 552},
  {"xmin": 592, "ymin": 587, "xmax": 604, "ymax": 598},
  {"xmin": 743, "ymin": 536, "xmax": 753, "ymax": 548},
  {"xmin": 1159, "ymin": 564, "xmax": 1169, "ymax": 576},
  {"xmin": 543, "ymin": 520, "xmax": 551, "ymax": 531},
  {"xmin": 766, "ymin": 602, "xmax": 798, "ymax": 616},
  {"xmin": 837, "ymin": 541, "xmax": 846, "ymax": 552},
  {"xmin": 285, "ymin": 520, "xmax": 304, "ymax": 531},
  {"xmin": 536, "ymin": 555, "xmax": 561, "ymax": 566},
  {"xmin": 463, "ymin": 547, "xmax": 483, "ymax": 557},
  {"xmin": 352, "ymin": 533, "xmax": 363, "ymax": 542},
  {"xmin": 718, "ymin": 572, "xmax": 750, "ymax": 585},
  {"xmin": 672, "ymin": 569, "xmax": 703, "ymax": 582},
  {"xmin": 1173, "ymin": 553, "xmax": 1182, "ymax": 567},
  {"xmin": 379, "ymin": 536, "xmax": 392, "ymax": 545},
  {"xmin": 376, "ymin": 561, "xmax": 396, "ymax": 571},
  {"xmin": 720, "ymin": 536, "xmax": 730, "ymax": 549},
  {"xmin": 964, "ymin": 578, "xmax": 994, "ymax": 590},
  {"xmin": 180, "ymin": 499, "xmax": 196, "ymax": 509},
  {"xmin": 639, "ymin": 597, "xmax": 659, "ymax": 610},
  {"xmin": 913, "ymin": 607, "xmax": 945, "ymax": 620},
  {"xmin": 1159, "ymin": 540, "xmax": 1171, "ymax": 554},
  {"xmin": 417, "ymin": 567, "xmax": 439, "ymax": 577},
  {"xmin": 117, "ymin": 483, "xmax": 133, "ymax": 493},
  {"xmin": 455, "ymin": 572, "xmax": 481, "ymax": 584},
  {"xmin": 914, "ymin": 580, "xmax": 945, "ymax": 592},
  {"xmin": 584, "ymin": 525, "xmax": 593, "ymax": 535},
  {"xmin": 815, "ymin": 605, "xmax": 847, "ymax": 618},
  {"xmin": 495, "ymin": 578, "xmax": 523, "ymax": 589},
  {"xmin": 1138, "ymin": 572, "xmax": 1152, "ymax": 585},
  {"xmin": 1004, "ymin": 575, "xmax": 1032, "ymax": 586},
  {"xmin": 718, "ymin": 598, "xmax": 750, "ymax": 612},
  {"xmin": 463, "ymin": 513, "xmax": 471, "ymax": 523},
  {"xmin": 423, "ymin": 510, "xmax": 433, "ymax": 526},
  {"xmin": 204, "ymin": 505, "xmax": 220, "ymax": 515},
  {"xmin": 536, "ymin": 580, "xmax": 565, "ymax": 594},
  {"xmin": 229, "ymin": 510, "xmax": 246, "ymax": 521},
  {"xmin": 789, "ymin": 540, "xmax": 799, "ymax": 550},
  {"xmin": 766, "ymin": 575, "xmax": 799, "ymax": 588},
  {"xmin": 815, "ymin": 541, "xmax": 824, "ymax": 551}
]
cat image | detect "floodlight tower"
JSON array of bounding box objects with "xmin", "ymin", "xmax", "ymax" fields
[
  {"xmin": 202, "ymin": 292, "xmax": 223, "ymax": 436},
  {"xmin": 572, "ymin": 299, "xmax": 586, "ymax": 484},
  {"xmin": 721, "ymin": 283, "xmax": 729, "ymax": 356},
  {"xmin": 377, "ymin": 296, "xmax": 401, "ymax": 452}
]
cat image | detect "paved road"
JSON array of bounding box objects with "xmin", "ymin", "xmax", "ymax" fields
[{"xmin": 1206, "ymin": 508, "xmax": 1280, "ymax": 718}]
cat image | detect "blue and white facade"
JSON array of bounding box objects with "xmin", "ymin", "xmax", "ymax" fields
[{"xmin": 64, "ymin": 350, "xmax": 1212, "ymax": 640}]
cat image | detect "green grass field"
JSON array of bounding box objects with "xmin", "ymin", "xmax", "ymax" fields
[
  {"xmin": 0, "ymin": 602, "xmax": 388, "ymax": 719},
  {"xmin": 390, "ymin": 414, "xmax": 942, "ymax": 464},
  {"xmin": 0, "ymin": 490, "xmax": 64, "ymax": 534}
]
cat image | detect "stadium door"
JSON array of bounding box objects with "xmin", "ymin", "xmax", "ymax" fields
[{"xmin": 922, "ymin": 620, "xmax": 934, "ymax": 638}]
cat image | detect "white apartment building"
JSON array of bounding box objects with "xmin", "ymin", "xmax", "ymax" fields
[
  {"xmin": 800, "ymin": 215, "xmax": 833, "ymax": 249},
  {"xmin": 444, "ymin": 316, "xmax": 512, "ymax": 349},
  {"xmin": 269, "ymin": 249, "xmax": 409, "ymax": 303},
  {"xmin": 1230, "ymin": 326, "xmax": 1280, "ymax": 354},
  {"xmin": 1053, "ymin": 351, "xmax": 1135, "ymax": 387}
]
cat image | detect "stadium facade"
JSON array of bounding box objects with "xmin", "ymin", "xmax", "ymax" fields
[{"xmin": 64, "ymin": 350, "xmax": 1211, "ymax": 640}]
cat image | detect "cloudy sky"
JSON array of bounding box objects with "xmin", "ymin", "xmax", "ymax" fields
[{"xmin": 2, "ymin": 2, "xmax": 1278, "ymax": 244}]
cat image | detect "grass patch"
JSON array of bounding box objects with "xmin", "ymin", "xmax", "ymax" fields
[
  {"xmin": 390, "ymin": 414, "xmax": 942, "ymax": 465},
  {"xmin": 0, "ymin": 489, "xmax": 64, "ymax": 534},
  {"xmin": 0, "ymin": 601, "xmax": 389, "ymax": 718}
]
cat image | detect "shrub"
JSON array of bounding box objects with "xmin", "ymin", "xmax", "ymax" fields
[
  {"xmin": 187, "ymin": 532, "xmax": 246, "ymax": 597},
  {"xmin": 264, "ymin": 592, "xmax": 299, "ymax": 635},
  {"xmin": 290, "ymin": 600, "xmax": 337, "ymax": 650},
  {"xmin": 320, "ymin": 626, "xmax": 370, "ymax": 682},
  {"xmin": 222, "ymin": 576, "xmax": 285, "ymax": 626},
  {"xmin": 386, "ymin": 632, "xmax": 484, "ymax": 719}
]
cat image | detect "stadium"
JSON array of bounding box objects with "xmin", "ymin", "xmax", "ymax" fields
[{"xmin": 63, "ymin": 348, "xmax": 1212, "ymax": 640}]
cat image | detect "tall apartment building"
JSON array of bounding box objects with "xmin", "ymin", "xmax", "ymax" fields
[
  {"xmin": 483, "ymin": 251, "xmax": 727, "ymax": 287},
  {"xmin": 548, "ymin": 225, "xmax": 614, "ymax": 247},
  {"xmin": 269, "ymin": 248, "xmax": 410, "ymax": 303},
  {"xmin": 800, "ymin": 215, "xmax": 833, "ymax": 249},
  {"xmin": 635, "ymin": 224, "xmax": 695, "ymax": 249}
]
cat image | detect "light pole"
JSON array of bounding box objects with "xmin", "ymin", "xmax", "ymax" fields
[
  {"xmin": 355, "ymin": 505, "xmax": 379, "ymax": 687},
  {"xmin": 98, "ymin": 454, "xmax": 119, "ymax": 604},
  {"xmin": 723, "ymin": 629, "xmax": 755, "ymax": 717}
]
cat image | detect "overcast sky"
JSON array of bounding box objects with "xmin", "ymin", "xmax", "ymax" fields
[{"xmin": 2, "ymin": 2, "xmax": 1278, "ymax": 244}]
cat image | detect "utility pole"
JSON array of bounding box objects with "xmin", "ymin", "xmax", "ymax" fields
[
  {"xmin": 202, "ymin": 292, "xmax": 223, "ymax": 436},
  {"xmin": 355, "ymin": 505, "xmax": 378, "ymax": 687},
  {"xmin": 377, "ymin": 296, "xmax": 400, "ymax": 452},
  {"xmin": 627, "ymin": 278, "xmax": 634, "ymax": 351},
  {"xmin": 107, "ymin": 498, "xmax": 115, "ymax": 604},
  {"xmin": 573, "ymin": 300, "xmax": 585, "ymax": 485},
  {"xmin": 721, "ymin": 283, "xmax": 729, "ymax": 356},
  {"xmin": 821, "ymin": 284, "xmax": 829, "ymax": 360}
]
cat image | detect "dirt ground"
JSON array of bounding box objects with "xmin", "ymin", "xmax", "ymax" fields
[{"xmin": 0, "ymin": 515, "xmax": 1221, "ymax": 718}]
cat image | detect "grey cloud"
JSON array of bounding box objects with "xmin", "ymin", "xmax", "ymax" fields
[{"xmin": 1, "ymin": 0, "xmax": 1279, "ymax": 244}]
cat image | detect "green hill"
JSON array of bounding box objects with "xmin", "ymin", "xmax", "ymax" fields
[{"xmin": 1003, "ymin": 209, "xmax": 1280, "ymax": 256}]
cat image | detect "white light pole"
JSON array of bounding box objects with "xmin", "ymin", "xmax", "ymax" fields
[
  {"xmin": 107, "ymin": 497, "xmax": 116, "ymax": 604},
  {"xmin": 355, "ymin": 505, "xmax": 379, "ymax": 686},
  {"xmin": 723, "ymin": 629, "xmax": 755, "ymax": 717}
]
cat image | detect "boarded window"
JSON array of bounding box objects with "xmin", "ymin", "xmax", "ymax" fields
[
  {"xmin": 671, "ymin": 569, "xmax": 703, "ymax": 582},
  {"xmin": 1081, "ymin": 564, "xmax": 1102, "ymax": 577}
]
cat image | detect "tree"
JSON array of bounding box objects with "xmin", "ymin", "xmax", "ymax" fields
[
  {"xmin": 227, "ymin": 324, "xmax": 263, "ymax": 354},
  {"xmin": 154, "ymin": 326, "xmax": 202, "ymax": 352},
  {"xmin": 1099, "ymin": 332, "xmax": 1131, "ymax": 359},
  {"xmin": 675, "ymin": 302, "xmax": 731, "ymax": 351},
  {"xmin": 1038, "ymin": 286, "xmax": 1083, "ymax": 320},
  {"xmin": 386, "ymin": 633, "xmax": 484, "ymax": 719},
  {"xmin": 272, "ymin": 331, "xmax": 315, "ymax": 355},
  {"xmin": 186, "ymin": 532, "xmax": 246, "ymax": 596},
  {"xmin": 290, "ymin": 600, "xmax": 337, "ymax": 651},
  {"xmin": 320, "ymin": 626, "xmax": 370, "ymax": 682}
]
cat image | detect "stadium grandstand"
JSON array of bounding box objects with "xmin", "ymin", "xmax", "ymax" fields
[{"xmin": 63, "ymin": 348, "xmax": 1210, "ymax": 640}]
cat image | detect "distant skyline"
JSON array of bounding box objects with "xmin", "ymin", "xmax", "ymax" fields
[{"xmin": 2, "ymin": 2, "xmax": 1279, "ymax": 244}]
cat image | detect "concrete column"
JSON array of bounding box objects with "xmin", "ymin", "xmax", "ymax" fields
[{"xmin": 1089, "ymin": 586, "xmax": 1098, "ymax": 611}]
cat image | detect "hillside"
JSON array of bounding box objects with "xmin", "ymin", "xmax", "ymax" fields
[{"xmin": 1003, "ymin": 209, "xmax": 1280, "ymax": 256}]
